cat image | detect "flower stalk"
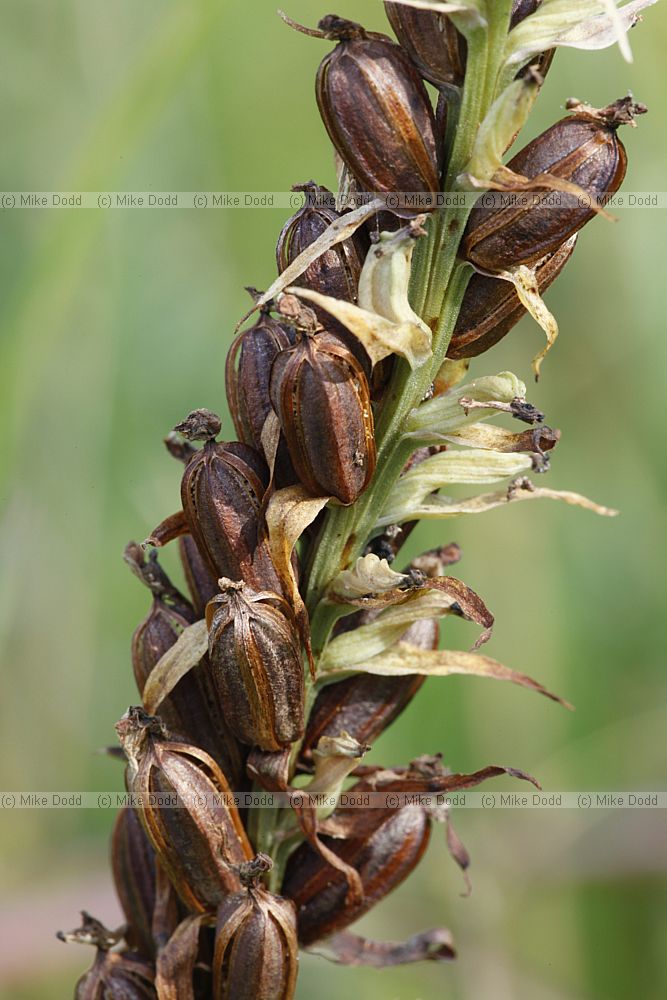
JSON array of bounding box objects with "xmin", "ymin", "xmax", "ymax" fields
[{"xmin": 59, "ymin": 2, "xmax": 652, "ymax": 994}]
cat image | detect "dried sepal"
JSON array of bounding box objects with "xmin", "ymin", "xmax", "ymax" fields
[
  {"xmin": 206, "ymin": 578, "xmax": 305, "ymax": 751},
  {"xmin": 115, "ymin": 708, "xmax": 252, "ymax": 912},
  {"xmin": 309, "ymin": 927, "xmax": 456, "ymax": 966},
  {"xmin": 448, "ymin": 237, "xmax": 576, "ymax": 360},
  {"xmin": 298, "ymin": 618, "xmax": 438, "ymax": 769},
  {"xmin": 337, "ymin": 640, "xmax": 572, "ymax": 708},
  {"xmin": 276, "ymin": 182, "xmax": 366, "ymax": 305},
  {"xmin": 378, "ymin": 473, "xmax": 619, "ymax": 522},
  {"xmin": 505, "ymin": 0, "xmax": 657, "ymax": 67},
  {"xmin": 282, "ymin": 799, "xmax": 431, "ymax": 945},
  {"xmin": 319, "ymin": 576, "xmax": 494, "ymax": 672},
  {"xmin": 406, "ymin": 370, "xmax": 527, "ymax": 439}
]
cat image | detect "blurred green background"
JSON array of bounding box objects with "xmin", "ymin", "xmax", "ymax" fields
[{"xmin": 1, "ymin": 1, "xmax": 666, "ymax": 997}]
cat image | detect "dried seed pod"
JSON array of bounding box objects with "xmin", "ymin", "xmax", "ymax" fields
[
  {"xmin": 276, "ymin": 182, "xmax": 366, "ymax": 304},
  {"xmin": 116, "ymin": 708, "xmax": 253, "ymax": 912},
  {"xmin": 125, "ymin": 542, "xmax": 245, "ymax": 786},
  {"xmin": 74, "ymin": 952, "xmax": 156, "ymax": 1000},
  {"xmin": 384, "ymin": 2, "xmax": 466, "ymax": 87},
  {"xmin": 282, "ymin": 801, "xmax": 431, "ymax": 945},
  {"xmin": 315, "ymin": 17, "xmax": 439, "ymax": 201},
  {"xmin": 269, "ymin": 331, "xmax": 376, "ymax": 504},
  {"xmin": 178, "ymin": 534, "xmax": 220, "ymax": 619},
  {"xmin": 226, "ymin": 311, "xmax": 295, "ymax": 453},
  {"xmin": 176, "ymin": 410, "xmax": 281, "ymax": 591},
  {"xmin": 448, "ymin": 236, "xmax": 577, "ymax": 359},
  {"xmin": 58, "ymin": 912, "xmax": 156, "ymax": 1000},
  {"xmin": 111, "ymin": 808, "xmax": 158, "ymax": 959},
  {"xmin": 213, "ymin": 856, "xmax": 298, "ymax": 999},
  {"xmin": 299, "ymin": 618, "xmax": 438, "ymax": 768},
  {"xmin": 384, "ymin": 2, "xmax": 548, "ymax": 90},
  {"xmin": 207, "ymin": 579, "xmax": 305, "ymax": 751},
  {"xmin": 463, "ymin": 107, "xmax": 631, "ymax": 271}
]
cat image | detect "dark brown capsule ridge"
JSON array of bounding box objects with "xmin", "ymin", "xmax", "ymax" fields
[
  {"xmin": 463, "ymin": 111, "xmax": 629, "ymax": 270},
  {"xmin": 269, "ymin": 332, "xmax": 376, "ymax": 504},
  {"xmin": 315, "ymin": 21, "xmax": 439, "ymax": 202}
]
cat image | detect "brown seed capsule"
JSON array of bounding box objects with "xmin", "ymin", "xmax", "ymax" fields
[
  {"xmin": 269, "ymin": 331, "xmax": 376, "ymax": 504},
  {"xmin": 176, "ymin": 410, "xmax": 281, "ymax": 591},
  {"xmin": 206, "ymin": 579, "xmax": 305, "ymax": 751},
  {"xmin": 125, "ymin": 542, "xmax": 245, "ymax": 786},
  {"xmin": 111, "ymin": 808, "xmax": 158, "ymax": 959},
  {"xmin": 462, "ymin": 108, "xmax": 630, "ymax": 271},
  {"xmin": 315, "ymin": 17, "xmax": 439, "ymax": 202},
  {"xmin": 276, "ymin": 183, "xmax": 373, "ymax": 378},
  {"xmin": 58, "ymin": 912, "xmax": 156, "ymax": 1000},
  {"xmin": 212, "ymin": 856, "xmax": 298, "ymax": 1000},
  {"xmin": 299, "ymin": 618, "xmax": 438, "ymax": 768},
  {"xmin": 448, "ymin": 236, "xmax": 577, "ymax": 359},
  {"xmin": 384, "ymin": 2, "xmax": 548, "ymax": 89},
  {"xmin": 226, "ymin": 311, "xmax": 295, "ymax": 453},
  {"xmin": 282, "ymin": 801, "xmax": 431, "ymax": 945},
  {"xmin": 276, "ymin": 182, "xmax": 366, "ymax": 304},
  {"xmin": 178, "ymin": 534, "xmax": 220, "ymax": 619},
  {"xmin": 74, "ymin": 952, "xmax": 156, "ymax": 1000},
  {"xmin": 384, "ymin": 2, "xmax": 466, "ymax": 87},
  {"xmin": 116, "ymin": 708, "xmax": 253, "ymax": 913}
]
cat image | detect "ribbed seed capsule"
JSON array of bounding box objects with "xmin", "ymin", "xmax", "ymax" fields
[
  {"xmin": 384, "ymin": 2, "xmax": 466, "ymax": 87},
  {"xmin": 125, "ymin": 542, "xmax": 244, "ymax": 786},
  {"xmin": 448, "ymin": 236, "xmax": 577, "ymax": 359},
  {"xmin": 116, "ymin": 708, "xmax": 253, "ymax": 912},
  {"xmin": 58, "ymin": 913, "xmax": 156, "ymax": 1000},
  {"xmin": 206, "ymin": 579, "xmax": 305, "ymax": 751},
  {"xmin": 111, "ymin": 808, "xmax": 157, "ymax": 959},
  {"xmin": 75, "ymin": 953, "xmax": 156, "ymax": 1000},
  {"xmin": 315, "ymin": 17, "xmax": 439, "ymax": 201},
  {"xmin": 282, "ymin": 801, "xmax": 431, "ymax": 945},
  {"xmin": 225, "ymin": 312, "xmax": 295, "ymax": 454},
  {"xmin": 299, "ymin": 618, "xmax": 437, "ymax": 768},
  {"xmin": 269, "ymin": 332, "xmax": 376, "ymax": 504},
  {"xmin": 463, "ymin": 108, "xmax": 629, "ymax": 271},
  {"xmin": 176, "ymin": 410, "xmax": 280, "ymax": 591},
  {"xmin": 277, "ymin": 182, "xmax": 365, "ymax": 302},
  {"xmin": 178, "ymin": 534, "xmax": 219, "ymax": 619},
  {"xmin": 213, "ymin": 859, "xmax": 298, "ymax": 1000},
  {"xmin": 384, "ymin": 2, "xmax": 548, "ymax": 89},
  {"xmin": 276, "ymin": 189, "xmax": 372, "ymax": 379}
]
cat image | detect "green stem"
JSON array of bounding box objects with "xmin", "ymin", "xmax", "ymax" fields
[{"xmin": 304, "ymin": 2, "xmax": 515, "ymax": 658}]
